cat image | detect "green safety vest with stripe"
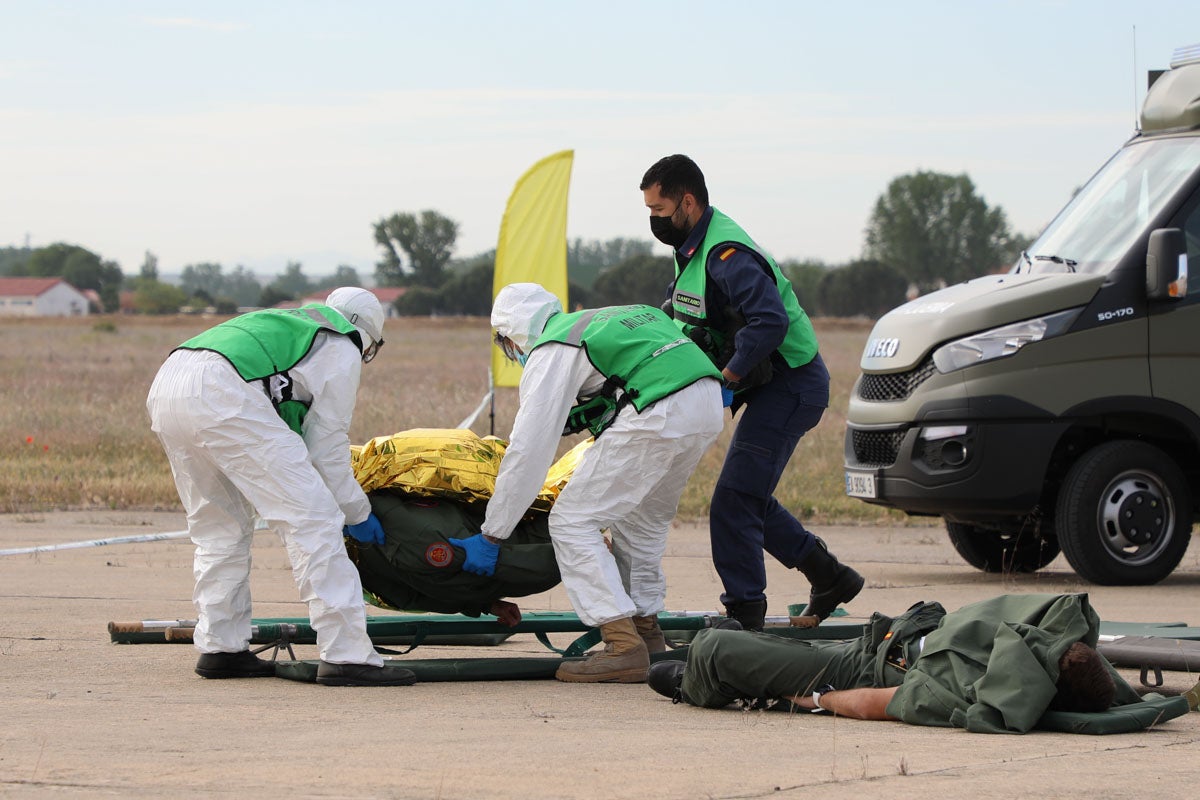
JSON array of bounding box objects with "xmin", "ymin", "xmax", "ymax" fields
[
  {"xmin": 670, "ymin": 207, "xmax": 818, "ymax": 369},
  {"xmin": 176, "ymin": 303, "xmax": 361, "ymax": 434},
  {"xmin": 531, "ymin": 305, "xmax": 721, "ymax": 437}
]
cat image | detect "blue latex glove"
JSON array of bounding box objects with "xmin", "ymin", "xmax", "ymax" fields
[
  {"xmin": 344, "ymin": 513, "xmax": 385, "ymax": 546},
  {"xmin": 447, "ymin": 533, "xmax": 500, "ymax": 576},
  {"xmin": 721, "ymin": 386, "xmax": 735, "ymax": 407}
]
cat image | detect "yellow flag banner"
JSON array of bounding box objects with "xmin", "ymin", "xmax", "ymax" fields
[{"xmin": 491, "ymin": 149, "xmax": 574, "ymax": 388}]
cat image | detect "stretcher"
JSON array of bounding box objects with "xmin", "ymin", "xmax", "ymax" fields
[
  {"xmin": 108, "ymin": 609, "xmax": 1200, "ymax": 688},
  {"xmin": 108, "ymin": 610, "xmax": 864, "ymax": 656},
  {"xmin": 1097, "ymin": 632, "xmax": 1200, "ymax": 688},
  {"xmin": 108, "ymin": 610, "xmax": 866, "ymax": 682},
  {"xmin": 107, "ymin": 607, "xmax": 1200, "ymax": 732}
]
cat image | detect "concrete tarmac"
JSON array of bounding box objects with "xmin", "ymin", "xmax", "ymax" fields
[{"xmin": 1, "ymin": 511, "xmax": 1197, "ymax": 799}]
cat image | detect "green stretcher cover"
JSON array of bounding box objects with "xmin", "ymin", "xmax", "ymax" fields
[
  {"xmin": 275, "ymin": 657, "xmax": 565, "ymax": 683},
  {"xmin": 1037, "ymin": 694, "xmax": 1189, "ymax": 734},
  {"xmin": 274, "ymin": 648, "xmax": 691, "ymax": 683}
]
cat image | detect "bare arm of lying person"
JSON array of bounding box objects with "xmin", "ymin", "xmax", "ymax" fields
[{"xmin": 787, "ymin": 686, "xmax": 900, "ymax": 720}]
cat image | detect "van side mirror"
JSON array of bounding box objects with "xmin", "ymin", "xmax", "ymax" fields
[{"xmin": 1146, "ymin": 228, "xmax": 1188, "ymax": 300}]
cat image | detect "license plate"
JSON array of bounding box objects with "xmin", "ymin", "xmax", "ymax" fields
[{"xmin": 844, "ymin": 469, "xmax": 878, "ymax": 499}]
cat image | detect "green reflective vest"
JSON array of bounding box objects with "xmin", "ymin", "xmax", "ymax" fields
[
  {"xmin": 670, "ymin": 208, "xmax": 818, "ymax": 368},
  {"xmin": 532, "ymin": 305, "xmax": 721, "ymax": 435},
  {"xmin": 176, "ymin": 304, "xmax": 360, "ymax": 433}
]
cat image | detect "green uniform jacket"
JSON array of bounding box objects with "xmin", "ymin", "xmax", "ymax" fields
[
  {"xmin": 350, "ymin": 492, "xmax": 560, "ymax": 617},
  {"xmin": 886, "ymin": 593, "xmax": 1141, "ymax": 733}
]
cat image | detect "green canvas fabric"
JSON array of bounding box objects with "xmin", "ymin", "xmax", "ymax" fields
[
  {"xmin": 886, "ymin": 593, "xmax": 1144, "ymax": 733},
  {"xmin": 350, "ymin": 492, "xmax": 560, "ymax": 616}
]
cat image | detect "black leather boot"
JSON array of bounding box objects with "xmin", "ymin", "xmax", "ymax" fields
[
  {"xmin": 647, "ymin": 660, "xmax": 686, "ymax": 702},
  {"xmin": 316, "ymin": 661, "xmax": 417, "ymax": 686},
  {"xmin": 723, "ymin": 599, "xmax": 767, "ymax": 632},
  {"xmin": 195, "ymin": 650, "xmax": 277, "ymax": 679},
  {"xmin": 796, "ymin": 536, "xmax": 864, "ymax": 623}
]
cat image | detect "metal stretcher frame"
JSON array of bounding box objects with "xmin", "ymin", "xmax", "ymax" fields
[{"xmin": 108, "ymin": 611, "xmax": 868, "ymax": 656}]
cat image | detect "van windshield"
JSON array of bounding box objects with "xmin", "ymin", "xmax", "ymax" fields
[{"xmin": 1018, "ymin": 136, "xmax": 1200, "ymax": 275}]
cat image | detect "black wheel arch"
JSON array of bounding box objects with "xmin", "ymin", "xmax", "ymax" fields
[{"xmin": 1038, "ymin": 398, "xmax": 1200, "ymax": 524}]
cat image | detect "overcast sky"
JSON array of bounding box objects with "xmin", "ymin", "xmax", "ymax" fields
[{"xmin": 2, "ymin": 1, "xmax": 1197, "ymax": 280}]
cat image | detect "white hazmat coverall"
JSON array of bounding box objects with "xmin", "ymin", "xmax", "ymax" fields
[
  {"xmin": 482, "ymin": 342, "xmax": 724, "ymax": 627},
  {"xmin": 146, "ymin": 335, "xmax": 382, "ymax": 666}
]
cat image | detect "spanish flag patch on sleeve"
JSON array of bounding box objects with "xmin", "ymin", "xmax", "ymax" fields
[{"xmin": 718, "ymin": 247, "xmax": 737, "ymax": 261}]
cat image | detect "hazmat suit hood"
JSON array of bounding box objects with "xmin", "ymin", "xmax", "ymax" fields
[
  {"xmin": 327, "ymin": 287, "xmax": 385, "ymax": 349},
  {"xmin": 491, "ymin": 283, "xmax": 563, "ymax": 352}
]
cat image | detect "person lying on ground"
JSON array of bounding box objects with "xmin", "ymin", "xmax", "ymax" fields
[{"xmin": 648, "ymin": 593, "xmax": 1147, "ymax": 733}]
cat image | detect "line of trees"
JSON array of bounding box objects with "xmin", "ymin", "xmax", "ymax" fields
[
  {"xmin": 1, "ymin": 169, "xmax": 1034, "ymax": 318},
  {"xmin": 376, "ymin": 170, "xmax": 1031, "ymax": 317}
]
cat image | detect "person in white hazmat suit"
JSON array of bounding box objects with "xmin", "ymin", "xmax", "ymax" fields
[
  {"xmin": 449, "ymin": 283, "xmax": 725, "ymax": 683},
  {"xmin": 146, "ymin": 287, "xmax": 416, "ymax": 687}
]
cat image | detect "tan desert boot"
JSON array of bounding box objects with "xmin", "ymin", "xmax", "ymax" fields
[
  {"xmin": 1185, "ymin": 678, "xmax": 1200, "ymax": 712},
  {"xmin": 633, "ymin": 614, "xmax": 667, "ymax": 654},
  {"xmin": 555, "ymin": 617, "xmax": 650, "ymax": 683}
]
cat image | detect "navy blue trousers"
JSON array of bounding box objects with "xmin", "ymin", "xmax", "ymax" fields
[{"xmin": 711, "ymin": 354, "xmax": 830, "ymax": 606}]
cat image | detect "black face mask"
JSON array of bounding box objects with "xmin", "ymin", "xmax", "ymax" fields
[{"xmin": 649, "ymin": 201, "xmax": 690, "ymax": 249}]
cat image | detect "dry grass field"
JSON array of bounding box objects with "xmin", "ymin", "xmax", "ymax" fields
[{"xmin": 0, "ymin": 313, "xmax": 912, "ymax": 524}]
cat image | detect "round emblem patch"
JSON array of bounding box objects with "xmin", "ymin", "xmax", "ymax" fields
[{"xmin": 425, "ymin": 542, "xmax": 454, "ymax": 568}]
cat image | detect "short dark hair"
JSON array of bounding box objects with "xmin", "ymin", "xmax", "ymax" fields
[
  {"xmin": 640, "ymin": 154, "xmax": 709, "ymax": 207},
  {"xmin": 1050, "ymin": 641, "xmax": 1116, "ymax": 713}
]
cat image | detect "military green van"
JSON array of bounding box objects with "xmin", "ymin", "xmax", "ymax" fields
[{"xmin": 844, "ymin": 44, "xmax": 1200, "ymax": 585}]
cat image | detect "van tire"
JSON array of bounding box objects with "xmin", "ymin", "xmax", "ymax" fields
[
  {"xmin": 945, "ymin": 520, "xmax": 1060, "ymax": 573},
  {"xmin": 1055, "ymin": 440, "xmax": 1192, "ymax": 585}
]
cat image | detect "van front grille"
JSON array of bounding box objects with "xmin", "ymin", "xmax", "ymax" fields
[
  {"xmin": 851, "ymin": 429, "xmax": 907, "ymax": 467},
  {"xmin": 857, "ymin": 359, "xmax": 936, "ymax": 402}
]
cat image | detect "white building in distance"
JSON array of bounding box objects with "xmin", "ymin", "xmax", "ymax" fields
[{"xmin": 0, "ymin": 277, "xmax": 91, "ymax": 316}]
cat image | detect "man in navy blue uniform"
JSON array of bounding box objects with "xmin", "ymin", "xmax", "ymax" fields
[{"xmin": 639, "ymin": 154, "xmax": 864, "ymax": 631}]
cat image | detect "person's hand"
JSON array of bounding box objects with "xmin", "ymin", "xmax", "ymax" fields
[
  {"xmin": 344, "ymin": 513, "xmax": 385, "ymax": 546},
  {"xmin": 447, "ymin": 533, "xmax": 500, "ymax": 576},
  {"xmin": 489, "ymin": 599, "xmax": 522, "ymax": 627}
]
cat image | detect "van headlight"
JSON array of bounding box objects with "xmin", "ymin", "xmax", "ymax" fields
[{"xmin": 932, "ymin": 308, "xmax": 1081, "ymax": 373}]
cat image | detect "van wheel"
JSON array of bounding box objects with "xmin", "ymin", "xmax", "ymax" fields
[
  {"xmin": 1055, "ymin": 441, "xmax": 1192, "ymax": 585},
  {"xmin": 945, "ymin": 520, "xmax": 1060, "ymax": 573}
]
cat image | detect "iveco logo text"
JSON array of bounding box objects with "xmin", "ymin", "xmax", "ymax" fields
[
  {"xmin": 1096, "ymin": 307, "xmax": 1135, "ymax": 322},
  {"xmin": 866, "ymin": 337, "xmax": 900, "ymax": 358}
]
